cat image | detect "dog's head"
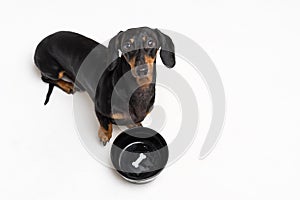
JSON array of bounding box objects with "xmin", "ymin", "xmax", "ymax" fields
[{"xmin": 107, "ymin": 27, "xmax": 175, "ymax": 85}]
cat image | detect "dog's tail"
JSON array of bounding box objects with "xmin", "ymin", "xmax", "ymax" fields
[{"xmin": 44, "ymin": 83, "xmax": 54, "ymax": 105}]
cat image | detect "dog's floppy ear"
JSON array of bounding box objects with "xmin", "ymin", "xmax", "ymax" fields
[
  {"xmin": 107, "ymin": 31, "xmax": 123, "ymax": 71},
  {"xmin": 155, "ymin": 29, "xmax": 175, "ymax": 68}
]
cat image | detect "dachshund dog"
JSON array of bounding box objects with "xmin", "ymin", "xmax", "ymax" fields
[{"xmin": 34, "ymin": 27, "xmax": 175, "ymax": 145}]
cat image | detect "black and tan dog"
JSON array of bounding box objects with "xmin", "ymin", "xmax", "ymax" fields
[{"xmin": 34, "ymin": 27, "xmax": 175, "ymax": 145}]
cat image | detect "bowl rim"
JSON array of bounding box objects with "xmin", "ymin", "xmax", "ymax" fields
[{"xmin": 110, "ymin": 127, "xmax": 169, "ymax": 183}]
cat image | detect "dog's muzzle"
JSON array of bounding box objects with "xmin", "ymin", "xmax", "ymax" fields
[{"xmin": 135, "ymin": 65, "xmax": 149, "ymax": 77}]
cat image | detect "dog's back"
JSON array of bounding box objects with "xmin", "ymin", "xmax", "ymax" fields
[
  {"xmin": 34, "ymin": 31, "xmax": 108, "ymax": 104},
  {"xmin": 34, "ymin": 31, "xmax": 101, "ymax": 80}
]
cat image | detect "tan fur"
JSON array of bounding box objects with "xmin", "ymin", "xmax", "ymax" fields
[
  {"xmin": 111, "ymin": 113, "xmax": 125, "ymax": 120},
  {"xmin": 98, "ymin": 123, "xmax": 112, "ymax": 143},
  {"xmin": 56, "ymin": 80, "xmax": 74, "ymax": 94},
  {"xmin": 127, "ymin": 57, "xmax": 136, "ymax": 69},
  {"xmin": 127, "ymin": 123, "xmax": 142, "ymax": 128},
  {"xmin": 58, "ymin": 71, "xmax": 65, "ymax": 79}
]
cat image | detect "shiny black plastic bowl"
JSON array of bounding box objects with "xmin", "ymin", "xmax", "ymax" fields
[{"xmin": 110, "ymin": 127, "xmax": 169, "ymax": 183}]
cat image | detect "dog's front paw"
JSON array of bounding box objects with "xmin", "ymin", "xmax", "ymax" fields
[
  {"xmin": 127, "ymin": 123, "xmax": 143, "ymax": 129},
  {"xmin": 98, "ymin": 125, "xmax": 112, "ymax": 146}
]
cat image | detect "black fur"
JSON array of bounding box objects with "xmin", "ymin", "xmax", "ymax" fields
[{"xmin": 34, "ymin": 27, "xmax": 175, "ymax": 143}]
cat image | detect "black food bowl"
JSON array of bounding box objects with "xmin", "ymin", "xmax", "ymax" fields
[{"xmin": 110, "ymin": 127, "xmax": 169, "ymax": 183}]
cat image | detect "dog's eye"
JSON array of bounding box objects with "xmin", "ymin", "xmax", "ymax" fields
[
  {"xmin": 123, "ymin": 42, "xmax": 132, "ymax": 50},
  {"xmin": 147, "ymin": 39, "xmax": 155, "ymax": 47}
]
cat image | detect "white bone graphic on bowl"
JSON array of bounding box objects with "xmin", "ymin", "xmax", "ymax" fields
[{"xmin": 132, "ymin": 153, "xmax": 147, "ymax": 168}]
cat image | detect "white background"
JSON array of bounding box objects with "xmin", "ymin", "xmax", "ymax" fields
[{"xmin": 1, "ymin": 0, "xmax": 300, "ymax": 199}]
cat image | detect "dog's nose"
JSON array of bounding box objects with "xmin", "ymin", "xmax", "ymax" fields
[{"xmin": 135, "ymin": 65, "xmax": 148, "ymax": 77}]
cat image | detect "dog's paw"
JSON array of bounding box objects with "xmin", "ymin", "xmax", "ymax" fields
[
  {"xmin": 64, "ymin": 82, "xmax": 74, "ymax": 94},
  {"xmin": 98, "ymin": 128, "xmax": 112, "ymax": 146},
  {"xmin": 57, "ymin": 81, "xmax": 74, "ymax": 94},
  {"xmin": 127, "ymin": 123, "xmax": 143, "ymax": 129}
]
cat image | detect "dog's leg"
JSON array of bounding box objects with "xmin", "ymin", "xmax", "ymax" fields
[
  {"xmin": 55, "ymin": 71, "xmax": 75, "ymax": 94},
  {"xmin": 42, "ymin": 71, "xmax": 75, "ymax": 94},
  {"xmin": 98, "ymin": 123, "xmax": 112, "ymax": 146},
  {"xmin": 96, "ymin": 112, "xmax": 113, "ymax": 146},
  {"xmin": 56, "ymin": 80, "xmax": 74, "ymax": 94}
]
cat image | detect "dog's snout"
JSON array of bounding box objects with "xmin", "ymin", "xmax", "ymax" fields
[{"xmin": 135, "ymin": 65, "xmax": 148, "ymax": 77}]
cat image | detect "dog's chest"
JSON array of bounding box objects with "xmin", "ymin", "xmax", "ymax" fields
[
  {"xmin": 110, "ymin": 85, "xmax": 155, "ymax": 124},
  {"xmin": 129, "ymin": 86, "xmax": 155, "ymax": 122}
]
